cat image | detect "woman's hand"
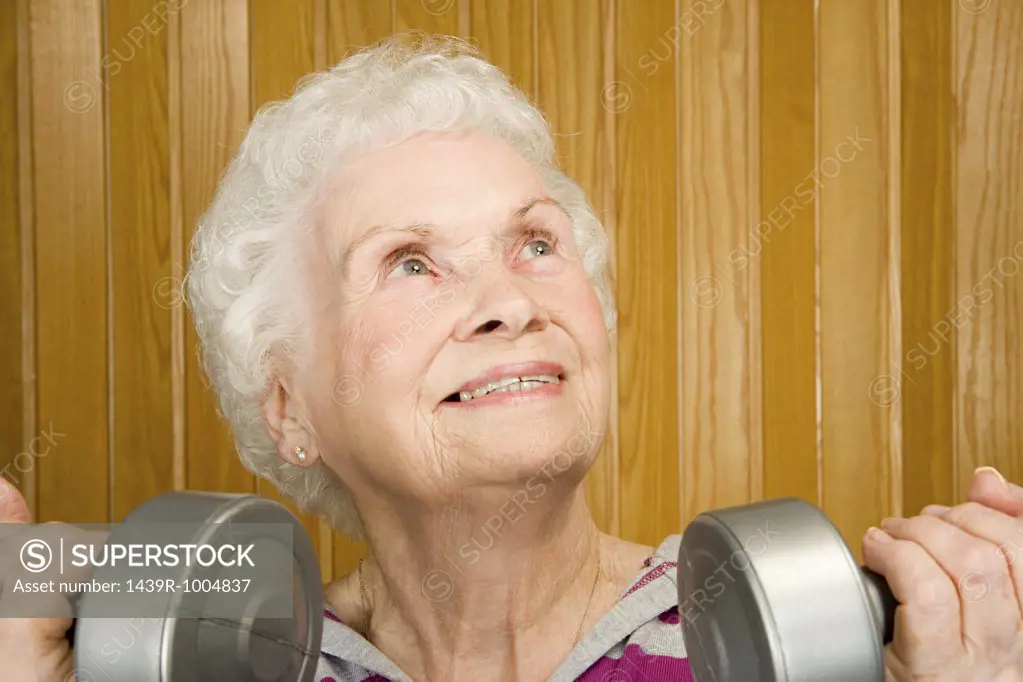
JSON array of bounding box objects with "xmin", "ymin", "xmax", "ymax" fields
[
  {"xmin": 0, "ymin": 477, "xmax": 74, "ymax": 682},
  {"xmin": 864, "ymin": 467, "xmax": 1023, "ymax": 682}
]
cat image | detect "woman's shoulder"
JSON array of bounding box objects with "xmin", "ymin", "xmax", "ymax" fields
[
  {"xmin": 315, "ymin": 608, "xmax": 412, "ymax": 682},
  {"xmin": 603, "ymin": 531, "xmax": 680, "ymax": 597},
  {"xmin": 604, "ymin": 531, "xmax": 682, "ymax": 624}
]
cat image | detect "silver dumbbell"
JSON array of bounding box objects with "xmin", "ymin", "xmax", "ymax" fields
[
  {"xmin": 678, "ymin": 498, "xmax": 898, "ymax": 682},
  {"xmin": 71, "ymin": 493, "xmax": 323, "ymax": 682}
]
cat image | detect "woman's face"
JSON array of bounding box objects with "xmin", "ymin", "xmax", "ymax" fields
[{"xmin": 298, "ymin": 130, "xmax": 610, "ymax": 508}]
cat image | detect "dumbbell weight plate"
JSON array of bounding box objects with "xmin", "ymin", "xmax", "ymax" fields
[
  {"xmin": 678, "ymin": 498, "xmax": 887, "ymax": 682},
  {"xmin": 72, "ymin": 492, "xmax": 323, "ymax": 682}
]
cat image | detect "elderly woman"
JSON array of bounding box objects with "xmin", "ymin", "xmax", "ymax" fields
[{"xmin": 4, "ymin": 34, "xmax": 1023, "ymax": 682}]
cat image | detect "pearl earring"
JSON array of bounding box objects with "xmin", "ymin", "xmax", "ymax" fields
[{"xmin": 295, "ymin": 446, "xmax": 307, "ymax": 463}]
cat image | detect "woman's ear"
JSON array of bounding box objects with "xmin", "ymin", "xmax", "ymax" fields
[{"xmin": 261, "ymin": 378, "xmax": 320, "ymax": 467}]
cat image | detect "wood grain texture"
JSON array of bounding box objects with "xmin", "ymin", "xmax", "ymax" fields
[
  {"xmin": 469, "ymin": 0, "xmax": 535, "ymax": 97},
  {"xmin": 326, "ymin": 0, "xmax": 394, "ymax": 66},
  {"xmin": 30, "ymin": 0, "xmax": 109, "ymax": 522},
  {"xmin": 758, "ymin": 0, "xmax": 818, "ymax": 506},
  {"xmin": 249, "ymin": 0, "xmax": 334, "ymax": 580},
  {"xmin": 536, "ymin": 0, "xmax": 617, "ymax": 535},
  {"xmin": 180, "ymin": 0, "xmax": 253, "ymax": 494},
  {"xmin": 13, "ymin": 0, "xmax": 36, "ymax": 517},
  {"xmin": 680, "ymin": 0, "xmax": 762, "ymax": 521},
  {"xmin": 900, "ymin": 0, "xmax": 955, "ymax": 513},
  {"xmin": 818, "ymin": 0, "xmax": 899, "ymax": 557},
  {"xmin": 169, "ymin": 0, "xmax": 184, "ymax": 494},
  {"xmin": 108, "ymin": 0, "xmax": 175, "ymax": 521},
  {"xmin": 395, "ymin": 0, "xmax": 459, "ymax": 35},
  {"xmin": 955, "ymin": 0, "xmax": 1023, "ymax": 487},
  {"xmin": 250, "ymin": 0, "xmax": 316, "ymax": 104},
  {"xmin": 0, "ymin": 0, "xmax": 23, "ymax": 505},
  {"xmin": 614, "ymin": 1, "xmax": 680, "ymax": 546}
]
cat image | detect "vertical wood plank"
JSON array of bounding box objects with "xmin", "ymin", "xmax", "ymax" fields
[
  {"xmin": 30, "ymin": 0, "xmax": 108, "ymax": 522},
  {"xmin": 395, "ymin": 0, "xmax": 459, "ymax": 35},
  {"xmin": 326, "ymin": 0, "xmax": 393, "ymax": 66},
  {"xmin": 469, "ymin": 0, "xmax": 535, "ymax": 97},
  {"xmin": 900, "ymin": 0, "xmax": 955, "ymax": 513},
  {"xmin": 315, "ymin": 0, "xmax": 328, "ymax": 70},
  {"xmin": 614, "ymin": 2, "xmax": 680, "ymax": 546},
  {"xmin": 108, "ymin": 0, "xmax": 175, "ymax": 520},
  {"xmin": 169, "ymin": 0, "xmax": 184, "ymax": 494},
  {"xmin": 250, "ymin": 0, "xmax": 316, "ymax": 102},
  {"xmin": 249, "ymin": 0, "xmax": 334, "ymax": 581},
  {"xmin": 758, "ymin": 0, "xmax": 818, "ymax": 506},
  {"xmin": 180, "ymin": 0, "xmax": 253, "ymax": 494},
  {"xmin": 536, "ymin": 0, "xmax": 617, "ymax": 535},
  {"xmin": 13, "ymin": 0, "xmax": 36, "ymax": 517},
  {"xmin": 955, "ymin": 1, "xmax": 1023, "ymax": 486},
  {"xmin": 818, "ymin": 0, "xmax": 899, "ymax": 557},
  {"xmin": 0, "ymin": 0, "xmax": 24, "ymax": 505},
  {"xmin": 680, "ymin": 0, "xmax": 762, "ymax": 521}
]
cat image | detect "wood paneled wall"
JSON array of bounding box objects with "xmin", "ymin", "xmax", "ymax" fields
[{"xmin": 2, "ymin": 0, "xmax": 1020, "ymax": 578}]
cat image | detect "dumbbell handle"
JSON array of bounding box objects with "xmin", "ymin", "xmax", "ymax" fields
[{"xmin": 861, "ymin": 567, "xmax": 898, "ymax": 645}]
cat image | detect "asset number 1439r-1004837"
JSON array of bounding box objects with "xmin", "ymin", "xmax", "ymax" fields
[{"xmin": 125, "ymin": 577, "xmax": 252, "ymax": 593}]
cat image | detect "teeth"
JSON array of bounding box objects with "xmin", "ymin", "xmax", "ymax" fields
[
  {"xmin": 457, "ymin": 374, "xmax": 560, "ymax": 402},
  {"xmin": 520, "ymin": 375, "xmax": 560, "ymax": 384}
]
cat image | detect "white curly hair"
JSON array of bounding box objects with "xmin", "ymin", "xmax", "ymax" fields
[{"xmin": 185, "ymin": 33, "xmax": 617, "ymax": 538}]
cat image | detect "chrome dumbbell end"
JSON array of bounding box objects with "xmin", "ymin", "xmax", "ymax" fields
[
  {"xmin": 860, "ymin": 566, "xmax": 897, "ymax": 645},
  {"xmin": 72, "ymin": 492, "xmax": 324, "ymax": 682},
  {"xmin": 679, "ymin": 498, "xmax": 897, "ymax": 682}
]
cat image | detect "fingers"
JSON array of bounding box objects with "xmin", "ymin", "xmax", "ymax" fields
[
  {"xmin": 880, "ymin": 511, "xmax": 1022, "ymax": 670},
  {"xmin": 0, "ymin": 477, "xmax": 32, "ymax": 524},
  {"xmin": 921, "ymin": 502, "xmax": 1023, "ymax": 645},
  {"xmin": 0, "ymin": 611, "xmax": 74, "ymax": 680},
  {"xmin": 863, "ymin": 526, "xmax": 963, "ymax": 676},
  {"xmin": 0, "ymin": 478, "xmax": 75, "ymax": 682},
  {"xmin": 968, "ymin": 467, "xmax": 1023, "ymax": 517}
]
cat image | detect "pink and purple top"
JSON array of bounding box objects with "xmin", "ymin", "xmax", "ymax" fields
[{"xmin": 314, "ymin": 535, "xmax": 693, "ymax": 681}]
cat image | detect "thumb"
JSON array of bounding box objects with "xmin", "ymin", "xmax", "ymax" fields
[
  {"xmin": 0, "ymin": 476, "xmax": 32, "ymax": 523},
  {"xmin": 968, "ymin": 466, "xmax": 1023, "ymax": 516}
]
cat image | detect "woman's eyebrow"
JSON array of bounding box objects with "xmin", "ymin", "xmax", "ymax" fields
[
  {"xmin": 492, "ymin": 196, "xmax": 566, "ymax": 241},
  {"xmin": 513, "ymin": 196, "xmax": 561, "ymax": 222}
]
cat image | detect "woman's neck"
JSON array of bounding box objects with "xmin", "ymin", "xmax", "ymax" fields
[{"xmin": 326, "ymin": 488, "xmax": 648, "ymax": 682}]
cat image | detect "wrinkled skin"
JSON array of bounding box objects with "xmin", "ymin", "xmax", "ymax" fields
[{"xmin": 865, "ymin": 467, "xmax": 1023, "ymax": 682}]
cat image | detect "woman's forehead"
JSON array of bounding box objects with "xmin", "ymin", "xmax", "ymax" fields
[{"xmin": 327, "ymin": 130, "xmax": 548, "ymax": 241}]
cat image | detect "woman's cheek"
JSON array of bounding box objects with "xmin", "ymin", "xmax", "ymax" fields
[
  {"xmin": 366, "ymin": 305, "xmax": 452, "ymax": 382},
  {"xmin": 346, "ymin": 278, "xmax": 434, "ymax": 369},
  {"xmin": 568, "ymin": 276, "xmax": 610, "ymax": 337}
]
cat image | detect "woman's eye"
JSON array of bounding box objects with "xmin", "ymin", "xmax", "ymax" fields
[
  {"xmin": 521, "ymin": 239, "xmax": 554, "ymax": 260},
  {"xmin": 388, "ymin": 257, "xmax": 431, "ymax": 279},
  {"xmin": 401, "ymin": 258, "xmax": 430, "ymax": 276}
]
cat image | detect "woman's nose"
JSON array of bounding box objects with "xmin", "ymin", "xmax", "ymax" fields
[{"xmin": 454, "ymin": 282, "xmax": 550, "ymax": 341}]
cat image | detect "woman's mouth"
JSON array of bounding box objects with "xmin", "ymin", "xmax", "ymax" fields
[
  {"xmin": 441, "ymin": 361, "xmax": 568, "ymax": 406},
  {"xmin": 443, "ymin": 376, "xmax": 564, "ymax": 402}
]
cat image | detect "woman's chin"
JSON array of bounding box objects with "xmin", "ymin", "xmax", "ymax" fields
[{"xmin": 456, "ymin": 422, "xmax": 602, "ymax": 482}]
